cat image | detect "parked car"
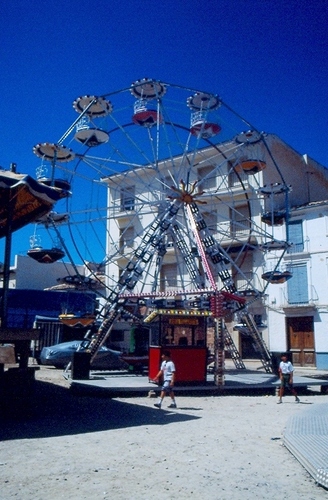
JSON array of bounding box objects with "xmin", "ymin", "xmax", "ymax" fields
[{"xmin": 40, "ymin": 341, "xmax": 129, "ymax": 370}]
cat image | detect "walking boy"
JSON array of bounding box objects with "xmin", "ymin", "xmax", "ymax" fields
[
  {"xmin": 153, "ymin": 350, "xmax": 177, "ymax": 409},
  {"xmin": 277, "ymin": 353, "xmax": 300, "ymax": 404}
]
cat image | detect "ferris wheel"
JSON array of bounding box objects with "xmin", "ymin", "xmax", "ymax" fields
[{"xmin": 30, "ymin": 79, "xmax": 291, "ymax": 370}]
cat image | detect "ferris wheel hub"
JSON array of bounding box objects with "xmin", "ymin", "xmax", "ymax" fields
[{"xmin": 168, "ymin": 180, "xmax": 206, "ymax": 205}]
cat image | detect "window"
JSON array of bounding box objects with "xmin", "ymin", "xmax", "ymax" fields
[
  {"xmin": 287, "ymin": 264, "xmax": 308, "ymax": 304},
  {"xmin": 232, "ymin": 252, "xmax": 253, "ymax": 290},
  {"xmin": 287, "ymin": 220, "xmax": 304, "ymax": 253},
  {"xmin": 228, "ymin": 163, "xmax": 248, "ymax": 187},
  {"xmin": 253, "ymin": 314, "xmax": 263, "ymax": 326},
  {"xmin": 230, "ymin": 205, "xmax": 251, "ymax": 237},
  {"xmin": 166, "ymin": 233, "xmax": 175, "ymax": 248},
  {"xmin": 163, "ymin": 176, "xmax": 174, "ymax": 194},
  {"xmin": 198, "ymin": 165, "xmax": 216, "ymax": 190},
  {"xmin": 120, "ymin": 186, "xmax": 135, "ymax": 211},
  {"xmin": 160, "ymin": 263, "xmax": 177, "ymax": 291},
  {"xmin": 119, "ymin": 226, "xmax": 134, "ymax": 251}
]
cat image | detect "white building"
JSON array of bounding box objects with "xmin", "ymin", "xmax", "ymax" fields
[
  {"xmin": 267, "ymin": 199, "xmax": 328, "ymax": 368},
  {"xmin": 104, "ymin": 133, "xmax": 328, "ymax": 368},
  {"xmin": 0, "ymin": 254, "xmax": 84, "ymax": 290},
  {"xmin": 0, "ymin": 254, "xmax": 107, "ymax": 294}
]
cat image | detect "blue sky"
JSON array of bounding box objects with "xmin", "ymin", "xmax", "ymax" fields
[{"xmin": 1, "ymin": 0, "xmax": 327, "ymax": 264}]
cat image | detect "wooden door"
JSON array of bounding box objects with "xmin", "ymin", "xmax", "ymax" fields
[{"xmin": 287, "ymin": 316, "xmax": 315, "ymax": 366}]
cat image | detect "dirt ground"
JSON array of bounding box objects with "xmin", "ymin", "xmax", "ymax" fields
[{"xmin": 0, "ymin": 365, "xmax": 327, "ymax": 500}]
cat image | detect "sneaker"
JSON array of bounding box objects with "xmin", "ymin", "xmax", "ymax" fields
[
  {"xmin": 168, "ymin": 403, "xmax": 177, "ymax": 409},
  {"xmin": 277, "ymin": 400, "xmax": 282, "ymax": 404},
  {"xmin": 295, "ymin": 396, "xmax": 300, "ymax": 403},
  {"xmin": 154, "ymin": 403, "xmax": 161, "ymax": 409}
]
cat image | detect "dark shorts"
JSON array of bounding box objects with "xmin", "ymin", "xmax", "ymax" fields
[
  {"xmin": 162, "ymin": 380, "xmax": 174, "ymax": 393},
  {"xmin": 280, "ymin": 374, "xmax": 293, "ymax": 388}
]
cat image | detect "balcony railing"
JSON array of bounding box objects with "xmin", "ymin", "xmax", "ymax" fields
[
  {"xmin": 286, "ymin": 241, "xmax": 307, "ymax": 254},
  {"xmin": 217, "ymin": 220, "xmax": 252, "ymax": 243},
  {"xmin": 234, "ymin": 271, "xmax": 263, "ymax": 294},
  {"xmin": 119, "ymin": 241, "xmax": 136, "ymax": 254},
  {"xmin": 281, "ymin": 285, "xmax": 319, "ymax": 307},
  {"xmin": 120, "ymin": 199, "xmax": 135, "ymax": 212}
]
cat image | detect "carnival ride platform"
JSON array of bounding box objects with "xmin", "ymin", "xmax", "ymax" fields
[{"xmin": 69, "ymin": 364, "xmax": 328, "ymax": 398}]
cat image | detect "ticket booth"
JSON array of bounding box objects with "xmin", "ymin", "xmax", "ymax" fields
[{"xmin": 147, "ymin": 309, "xmax": 209, "ymax": 384}]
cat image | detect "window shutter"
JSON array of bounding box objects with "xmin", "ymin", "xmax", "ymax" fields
[
  {"xmin": 287, "ymin": 264, "xmax": 308, "ymax": 304},
  {"xmin": 288, "ymin": 221, "xmax": 304, "ymax": 253}
]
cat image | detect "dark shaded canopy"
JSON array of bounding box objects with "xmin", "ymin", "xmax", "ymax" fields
[{"xmin": 0, "ymin": 170, "xmax": 67, "ymax": 238}]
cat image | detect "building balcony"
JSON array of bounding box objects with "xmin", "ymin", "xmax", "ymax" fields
[
  {"xmin": 114, "ymin": 208, "xmax": 137, "ymax": 224},
  {"xmin": 199, "ymin": 183, "xmax": 252, "ymax": 202},
  {"xmin": 281, "ymin": 286, "xmax": 319, "ymax": 311},
  {"xmin": 118, "ymin": 242, "xmax": 136, "ymax": 254},
  {"xmin": 234, "ymin": 272, "xmax": 263, "ymax": 297},
  {"xmin": 282, "ymin": 303, "xmax": 318, "ymax": 313},
  {"xmin": 216, "ymin": 221, "xmax": 258, "ymax": 251},
  {"xmin": 286, "ymin": 241, "xmax": 308, "ymax": 255}
]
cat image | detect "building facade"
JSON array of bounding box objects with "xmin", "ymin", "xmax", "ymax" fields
[
  {"xmin": 267, "ymin": 200, "xmax": 328, "ymax": 368},
  {"xmin": 104, "ymin": 133, "xmax": 328, "ymax": 368}
]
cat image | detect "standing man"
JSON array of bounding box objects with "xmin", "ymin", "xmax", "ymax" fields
[
  {"xmin": 153, "ymin": 350, "xmax": 177, "ymax": 409},
  {"xmin": 277, "ymin": 353, "xmax": 300, "ymax": 404}
]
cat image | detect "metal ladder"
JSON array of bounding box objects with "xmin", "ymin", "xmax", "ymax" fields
[
  {"xmin": 83, "ymin": 199, "xmax": 183, "ymax": 360},
  {"xmin": 224, "ymin": 325, "xmax": 246, "ymax": 369},
  {"xmin": 171, "ymin": 224, "xmax": 205, "ymax": 288},
  {"xmin": 241, "ymin": 313, "xmax": 273, "ymax": 373},
  {"xmin": 188, "ymin": 202, "xmax": 273, "ymax": 373}
]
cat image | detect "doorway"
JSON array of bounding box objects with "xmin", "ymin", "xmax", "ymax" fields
[{"xmin": 286, "ymin": 316, "xmax": 315, "ymax": 367}]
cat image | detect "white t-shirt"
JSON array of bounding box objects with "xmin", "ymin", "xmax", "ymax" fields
[
  {"xmin": 161, "ymin": 360, "xmax": 176, "ymax": 381},
  {"xmin": 279, "ymin": 360, "xmax": 294, "ymax": 374}
]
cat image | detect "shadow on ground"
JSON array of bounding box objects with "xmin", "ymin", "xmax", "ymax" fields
[{"xmin": 0, "ymin": 379, "xmax": 200, "ymax": 441}]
